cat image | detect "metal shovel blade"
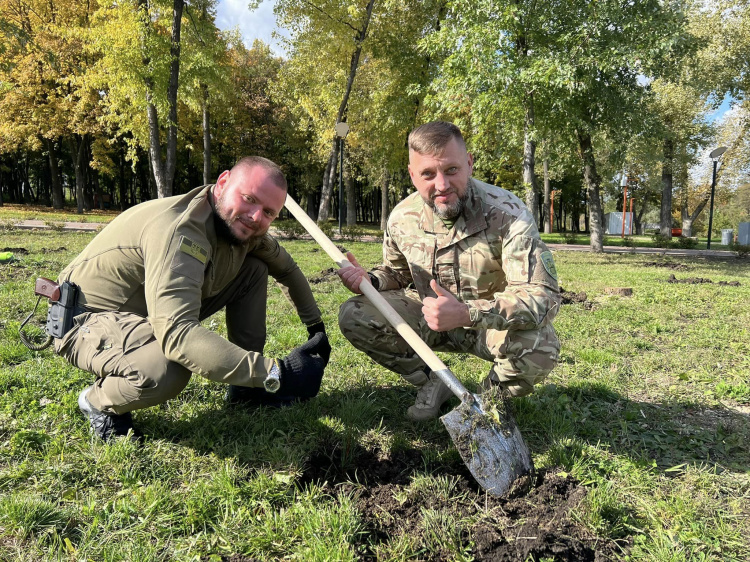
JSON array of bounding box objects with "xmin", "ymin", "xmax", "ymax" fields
[{"xmin": 440, "ymin": 391, "xmax": 534, "ymax": 497}]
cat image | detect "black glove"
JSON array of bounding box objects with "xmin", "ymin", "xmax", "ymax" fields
[
  {"xmin": 305, "ymin": 323, "xmax": 331, "ymax": 362},
  {"xmin": 306, "ymin": 321, "xmax": 326, "ymax": 339},
  {"xmin": 276, "ymin": 332, "xmax": 331, "ymax": 399}
]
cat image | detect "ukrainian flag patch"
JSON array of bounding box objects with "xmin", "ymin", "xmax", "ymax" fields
[{"xmin": 179, "ymin": 236, "xmax": 208, "ymax": 265}]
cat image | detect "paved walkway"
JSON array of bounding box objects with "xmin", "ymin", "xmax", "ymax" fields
[{"xmin": 10, "ymin": 220, "xmax": 739, "ymax": 259}]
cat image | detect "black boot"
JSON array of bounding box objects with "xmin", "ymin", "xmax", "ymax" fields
[{"xmin": 78, "ymin": 387, "xmax": 136, "ymax": 441}]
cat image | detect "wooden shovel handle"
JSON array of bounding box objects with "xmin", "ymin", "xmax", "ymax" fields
[{"xmin": 284, "ymin": 195, "xmax": 470, "ymax": 398}]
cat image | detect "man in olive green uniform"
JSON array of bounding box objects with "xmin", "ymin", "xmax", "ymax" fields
[
  {"xmin": 56, "ymin": 156, "xmax": 331, "ymax": 440},
  {"xmin": 337, "ymin": 122, "xmax": 560, "ymax": 420}
]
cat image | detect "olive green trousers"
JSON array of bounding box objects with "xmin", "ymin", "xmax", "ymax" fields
[{"xmin": 55, "ymin": 256, "xmax": 268, "ymax": 414}]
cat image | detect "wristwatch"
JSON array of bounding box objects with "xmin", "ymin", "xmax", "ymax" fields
[{"xmin": 264, "ymin": 360, "xmax": 281, "ymax": 393}]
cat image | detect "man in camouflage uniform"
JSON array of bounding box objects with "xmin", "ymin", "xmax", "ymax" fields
[
  {"xmin": 55, "ymin": 157, "xmax": 331, "ymax": 440},
  {"xmin": 337, "ymin": 121, "xmax": 560, "ymax": 420}
]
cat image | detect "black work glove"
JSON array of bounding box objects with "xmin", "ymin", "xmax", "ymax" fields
[
  {"xmin": 305, "ymin": 322, "xmax": 331, "ymax": 362},
  {"xmin": 306, "ymin": 320, "xmax": 326, "ymax": 338},
  {"xmin": 276, "ymin": 332, "xmax": 331, "ymax": 399}
]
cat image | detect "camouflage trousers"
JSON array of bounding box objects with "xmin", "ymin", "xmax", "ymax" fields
[{"xmin": 338, "ymin": 289, "xmax": 560, "ymax": 397}]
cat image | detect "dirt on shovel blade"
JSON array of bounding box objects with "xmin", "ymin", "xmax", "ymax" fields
[{"xmin": 441, "ymin": 391, "xmax": 534, "ymax": 497}]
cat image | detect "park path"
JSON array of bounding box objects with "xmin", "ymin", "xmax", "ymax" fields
[{"xmin": 9, "ymin": 219, "xmax": 738, "ymax": 259}]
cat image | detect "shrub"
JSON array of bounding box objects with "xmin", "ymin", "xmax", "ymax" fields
[
  {"xmin": 622, "ymin": 236, "xmax": 637, "ymax": 250},
  {"xmin": 729, "ymin": 242, "xmax": 750, "ymax": 258},
  {"xmin": 342, "ymin": 224, "xmax": 365, "ymax": 241},
  {"xmin": 561, "ymin": 232, "xmax": 578, "ymax": 244},
  {"xmin": 651, "ymin": 233, "xmax": 674, "ymax": 249},
  {"xmin": 275, "ymin": 220, "xmax": 306, "ymax": 239},
  {"xmin": 676, "ymin": 236, "xmax": 698, "ymax": 249},
  {"xmin": 319, "ymin": 221, "xmax": 336, "ymax": 239}
]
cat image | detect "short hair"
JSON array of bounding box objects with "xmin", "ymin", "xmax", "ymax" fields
[
  {"xmin": 233, "ymin": 156, "xmax": 287, "ymax": 190},
  {"xmin": 408, "ymin": 121, "xmax": 466, "ymax": 156}
]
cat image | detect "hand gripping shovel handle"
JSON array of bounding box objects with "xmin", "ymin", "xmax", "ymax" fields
[{"xmin": 284, "ymin": 195, "xmax": 473, "ymax": 404}]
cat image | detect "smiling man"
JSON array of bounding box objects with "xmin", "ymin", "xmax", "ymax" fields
[
  {"xmin": 337, "ymin": 121, "xmax": 561, "ymax": 420},
  {"xmin": 54, "ymin": 156, "xmax": 331, "ymax": 440}
]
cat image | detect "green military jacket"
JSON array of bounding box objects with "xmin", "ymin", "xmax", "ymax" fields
[
  {"xmin": 370, "ymin": 179, "xmax": 560, "ymax": 332},
  {"xmin": 59, "ymin": 184, "xmax": 321, "ymax": 385}
]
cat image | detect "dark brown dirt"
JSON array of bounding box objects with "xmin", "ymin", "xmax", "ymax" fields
[
  {"xmin": 309, "ymin": 267, "xmax": 338, "ymax": 284},
  {"xmin": 667, "ymin": 274, "xmax": 740, "ymax": 286},
  {"xmin": 1, "ymin": 247, "xmax": 29, "ymax": 254},
  {"xmin": 297, "ymin": 445, "xmax": 624, "ymax": 561},
  {"xmin": 642, "ymin": 261, "xmax": 689, "ymax": 270},
  {"xmin": 560, "ymin": 288, "xmax": 594, "ymax": 310}
]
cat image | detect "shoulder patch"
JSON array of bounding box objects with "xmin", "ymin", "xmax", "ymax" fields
[
  {"xmin": 540, "ymin": 250, "xmax": 558, "ymax": 280},
  {"xmin": 179, "ymin": 236, "xmax": 208, "ymax": 265}
]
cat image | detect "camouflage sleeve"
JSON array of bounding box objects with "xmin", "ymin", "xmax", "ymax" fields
[
  {"xmin": 466, "ymin": 231, "xmax": 561, "ymax": 332},
  {"xmin": 369, "ymin": 220, "xmax": 413, "ymax": 291}
]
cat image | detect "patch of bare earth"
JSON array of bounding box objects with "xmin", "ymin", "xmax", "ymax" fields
[
  {"xmin": 560, "ymin": 288, "xmax": 595, "ymax": 310},
  {"xmin": 297, "ymin": 446, "xmax": 624, "ymax": 561}
]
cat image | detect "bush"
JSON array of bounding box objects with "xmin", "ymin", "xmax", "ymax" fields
[
  {"xmin": 651, "ymin": 233, "xmax": 674, "ymax": 249},
  {"xmin": 561, "ymin": 232, "xmax": 578, "ymax": 244},
  {"xmin": 275, "ymin": 220, "xmax": 306, "ymax": 239},
  {"xmin": 729, "ymin": 242, "xmax": 750, "ymax": 258},
  {"xmin": 622, "ymin": 236, "xmax": 637, "ymax": 250},
  {"xmin": 341, "ymin": 224, "xmax": 365, "ymax": 241},
  {"xmin": 319, "ymin": 221, "xmax": 336, "ymax": 239},
  {"xmin": 676, "ymin": 236, "xmax": 698, "ymax": 249}
]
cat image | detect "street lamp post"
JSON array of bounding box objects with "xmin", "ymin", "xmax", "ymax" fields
[
  {"xmin": 706, "ymin": 146, "xmax": 728, "ymax": 250},
  {"xmin": 620, "ymin": 171, "xmax": 628, "ymax": 238},
  {"xmin": 334, "ymin": 122, "xmax": 350, "ymax": 235}
]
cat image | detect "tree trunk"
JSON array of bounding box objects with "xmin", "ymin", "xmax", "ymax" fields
[
  {"xmin": 141, "ymin": 0, "xmax": 183, "ymax": 198},
  {"xmin": 45, "ymin": 138, "xmax": 65, "ymax": 209},
  {"xmin": 577, "ymin": 131, "xmax": 604, "ymax": 252},
  {"xmin": 380, "ymin": 170, "xmax": 389, "ymax": 230},
  {"xmin": 660, "ymin": 137, "xmax": 673, "ymax": 238},
  {"xmin": 67, "ymin": 134, "xmax": 89, "ymax": 214},
  {"xmin": 202, "ymin": 83, "xmax": 211, "ymax": 185},
  {"xmin": 543, "ymin": 156, "xmax": 551, "ymax": 234},
  {"xmin": 317, "ymin": 0, "xmax": 375, "ymax": 222},
  {"xmin": 346, "ymin": 160, "xmax": 356, "ymax": 226},
  {"xmin": 522, "ymin": 96, "xmax": 540, "ymax": 227},
  {"xmin": 318, "ymin": 142, "xmax": 339, "ymax": 221}
]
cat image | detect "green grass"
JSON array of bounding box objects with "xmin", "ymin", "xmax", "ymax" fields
[
  {"xmin": 1, "ymin": 228, "xmax": 749, "ymax": 561},
  {"xmin": 0, "ymin": 203, "xmax": 118, "ymax": 225}
]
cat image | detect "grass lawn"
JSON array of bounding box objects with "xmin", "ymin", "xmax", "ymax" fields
[{"xmin": 1, "ymin": 227, "xmax": 748, "ymax": 561}]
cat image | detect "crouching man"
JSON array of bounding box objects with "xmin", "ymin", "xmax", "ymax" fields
[
  {"xmin": 337, "ymin": 121, "xmax": 560, "ymax": 420},
  {"xmin": 54, "ymin": 156, "xmax": 330, "ymax": 440}
]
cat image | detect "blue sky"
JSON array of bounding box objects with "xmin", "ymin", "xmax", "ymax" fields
[{"xmin": 215, "ymin": 0, "xmax": 286, "ymax": 56}]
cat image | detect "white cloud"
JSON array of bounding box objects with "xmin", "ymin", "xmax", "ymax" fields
[{"xmin": 215, "ymin": 0, "xmax": 288, "ymax": 56}]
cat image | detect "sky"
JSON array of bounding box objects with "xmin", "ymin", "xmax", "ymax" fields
[{"xmin": 215, "ymin": 0, "xmax": 287, "ymax": 56}]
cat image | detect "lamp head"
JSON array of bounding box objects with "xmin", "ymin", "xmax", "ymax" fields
[
  {"xmin": 334, "ymin": 122, "xmax": 350, "ymax": 139},
  {"xmin": 709, "ymin": 146, "xmax": 727, "ymax": 159}
]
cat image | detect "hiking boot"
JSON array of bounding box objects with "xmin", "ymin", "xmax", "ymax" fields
[
  {"xmin": 407, "ymin": 372, "xmax": 453, "ymax": 421},
  {"xmin": 78, "ymin": 386, "xmax": 135, "ymax": 441},
  {"xmin": 225, "ymin": 385, "xmax": 300, "ymax": 409}
]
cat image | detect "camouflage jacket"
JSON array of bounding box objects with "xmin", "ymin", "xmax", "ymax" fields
[{"xmin": 369, "ymin": 179, "xmax": 560, "ymax": 332}]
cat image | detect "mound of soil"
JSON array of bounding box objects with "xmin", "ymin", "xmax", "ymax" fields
[
  {"xmin": 309, "ymin": 267, "xmax": 338, "ymax": 284},
  {"xmin": 667, "ymin": 274, "xmax": 740, "ymax": 286},
  {"xmin": 298, "ymin": 445, "xmax": 623, "ymax": 561},
  {"xmin": 560, "ymin": 288, "xmax": 594, "ymax": 310},
  {"xmin": 1, "ymin": 247, "xmax": 29, "ymax": 254},
  {"xmin": 642, "ymin": 261, "xmax": 689, "ymax": 270}
]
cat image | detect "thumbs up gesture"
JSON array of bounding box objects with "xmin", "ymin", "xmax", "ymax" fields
[{"xmin": 421, "ymin": 279, "xmax": 472, "ymax": 332}]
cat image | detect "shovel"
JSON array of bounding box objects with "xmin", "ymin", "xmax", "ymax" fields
[{"xmin": 284, "ymin": 195, "xmax": 534, "ymax": 496}]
